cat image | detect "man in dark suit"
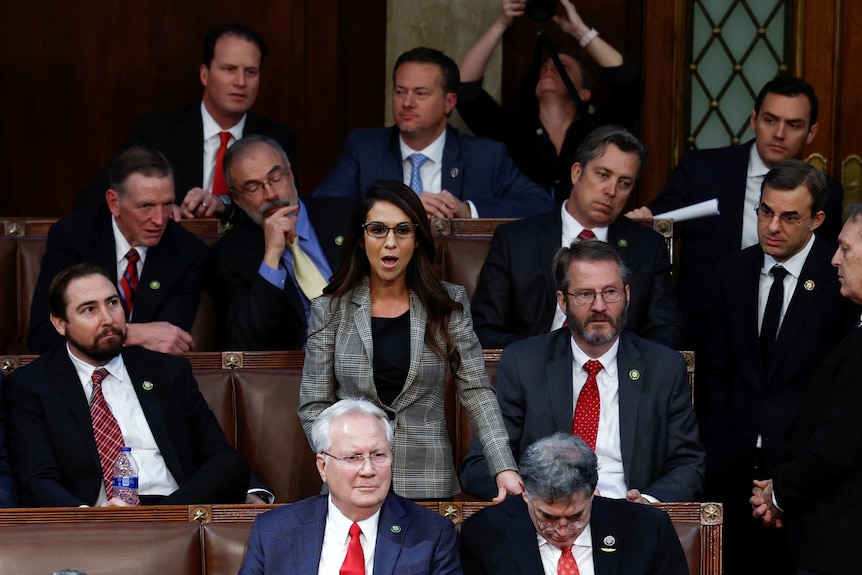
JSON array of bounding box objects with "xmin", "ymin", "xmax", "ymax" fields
[
  {"xmin": 751, "ymin": 204, "xmax": 862, "ymax": 575},
  {"xmin": 29, "ymin": 146, "xmax": 207, "ymax": 355},
  {"xmin": 627, "ymin": 75, "xmax": 843, "ymax": 356},
  {"xmin": 472, "ymin": 124, "xmax": 684, "ymax": 350},
  {"xmin": 460, "ymin": 433, "xmax": 689, "ymax": 575},
  {"xmin": 313, "ymin": 46, "xmax": 553, "ymax": 219},
  {"xmin": 7, "ymin": 264, "xmax": 249, "ymax": 507},
  {"xmin": 461, "ymin": 240, "xmax": 703, "ymax": 502},
  {"xmin": 239, "ymin": 398, "xmax": 461, "ymax": 575},
  {"xmin": 0, "ymin": 372, "xmax": 16, "ymax": 507},
  {"xmin": 77, "ymin": 23, "xmax": 296, "ymax": 221},
  {"xmin": 705, "ymin": 161, "xmax": 859, "ymax": 574},
  {"xmin": 210, "ymin": 136, "xmax": 353, "ymax": 350}
]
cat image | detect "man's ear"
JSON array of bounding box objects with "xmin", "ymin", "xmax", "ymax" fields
[
  {"xmin": 49, "ymin": 313, "xmax": 67, "ymax": 337},
  {"xmin": 106, "ymin": 189, "xmax": 121, "ymax": 217},
  {"xmin": 200, "ymin": 63, "xmax": 209, "ymax": 88},
  {"xmin": 316, "ymin": 453, "xmax": 327, "ymax": 484}
]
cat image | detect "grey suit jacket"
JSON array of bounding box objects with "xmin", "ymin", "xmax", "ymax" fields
[
  {"xmin": 239, "ymin": 493, "xmax": 461, "ymax": 575},
  {"xmin": 298, "ymin": 278, "xmax": 516, "ymax": 498},
  {"xmin": 460, "ymin": 329, "xmax": 704, "ymax": 502}
]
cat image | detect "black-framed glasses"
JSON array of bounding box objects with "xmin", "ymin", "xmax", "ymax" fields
[
  {"xmin": 233, "ymin": 167, "xmax": 288, "ymax": 196},
  {"xmin": 320, "ymin": 451, "xmax": 393, "ymax": 469},
  {"xmin": 754, "ymin": 202, "xmax": 809, "ymax": 227},
  {"xmin": 564, "ymin": 288, "xmax": 624, "ymax": 306},
  {"xmin": 362, "ymin": 222, "xmax": 418, "ymax": 239}
]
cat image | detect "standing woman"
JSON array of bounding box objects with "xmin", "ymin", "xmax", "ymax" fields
[{"xmin": 298, "ymin": 180, "xmax": 521, "ymax": 500}]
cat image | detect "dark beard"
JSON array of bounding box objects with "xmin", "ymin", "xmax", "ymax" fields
[
  {"xmin": 567, "ymin": 304, "xmax": 628, "ymax": 345},
  {"xmin": 68, "ymin": 326, "xmax": 125, "ymax": 363}
]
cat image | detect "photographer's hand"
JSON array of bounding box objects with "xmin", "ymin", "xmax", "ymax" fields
[{"xmin": 553, "ymin": 0, "xmax": 623, "ymax": 67}]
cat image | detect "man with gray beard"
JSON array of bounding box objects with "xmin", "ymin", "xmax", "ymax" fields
[
  {"xmin": 209, "ymin": 136, "xmax": 354, "ymax": 350},
  {"xmin": 460, "ymin": 240, "xmax": 704, "ymax": 502}
]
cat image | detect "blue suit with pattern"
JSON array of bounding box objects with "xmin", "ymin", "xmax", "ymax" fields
[
  {"xmin": 238, "ymin": 493, "xmax": 462, "ymax": 575},
  {"xmin": 313, "ymin": 126, "xmax": 553, "ymax": 218}
]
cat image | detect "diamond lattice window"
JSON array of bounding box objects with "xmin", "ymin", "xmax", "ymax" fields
[{"xmin": 687, "ymin": 0, "xmax": 792, "ymax": 150}]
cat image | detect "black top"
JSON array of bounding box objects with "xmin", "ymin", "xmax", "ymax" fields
[
  {"xmin": 456, "ymin": 59, "xmax": 643, "ymax": 205},
  {"xmin": 372, "ymin": 310, "xmax": 410, "ymax": 407}
]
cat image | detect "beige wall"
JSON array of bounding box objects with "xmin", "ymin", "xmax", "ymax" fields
[{"xmin": 385, "ymin": 0, "xmax": 502, "ymax": 131}]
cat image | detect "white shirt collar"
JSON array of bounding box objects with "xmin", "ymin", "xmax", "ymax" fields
[
  {"xmin": 748, "ymin": 142, "xmax": 770, "ymax": 179},
  {"xmin": 326, "ymin": 495, "xmax": 381, "ymax": 544},
  {"xmin": 561, "ymin": 200, "xmax": 609, "ymax": 245},
  {"xmin": 111, "ymin": 216, "xmax": 149, "ymax": 264},
  {"xmin": 200, "ymin": 101, "xmax": 246, "ymax": 142},
  {"xmin": 399, "ymin": 129, "xmax": 446, "ymax": 165},
  {"xmin": 67, "ymin": 344, "xmax": 126, "ymax": 387},
  {"xmin": 762, "ymin": 233, "xmax": 816, "ymax": 279},
  {"xmin": 570, "ymin": 336, "xmax": 620, "ymax": 372}
]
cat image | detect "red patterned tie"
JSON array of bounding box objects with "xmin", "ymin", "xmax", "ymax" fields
[
  {"xmin": 340, "ymin": 522, "xmax": 365, "ymax": 575},
  {"xmin": 212, "ymin": 131, "xmax": 232, "ymax": 196},
  {"xmin": 572, "ymin": 360, "xmax": 603, "ymax": 450},
  {"xmin": 558, "ymin": 546, "xmax": 581, "ymax": 575},
  {"xmin": 577, "ymin": 229, "xmax": 596, "ymax": 241},
  {"xmin": 119, "ymin": 248, "xmax": 140, "ymax": 319},
  {"xmin": 89, "ymin": 368, "xmax": 126, "ymax": 499}
]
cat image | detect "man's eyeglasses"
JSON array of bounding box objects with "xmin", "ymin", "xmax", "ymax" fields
[
  {"xmin": 362, "ymin": 222, "xmax": 418, "ymax": 239},
  {"xmin": 527, "ymin": 496, "xmax": 591, "ymax": 532},
  {"xmin": 754, "ymin": 202, "xmax": 810, "ymax": 227},
  {"xmin": 233, "ymin": 168, "xmax": 288, "ymax": 196},
  {"xmin": 564, "ymin": 288, "xmax": 624, "ymax": 306},
  {"xmin": 320, "ymin": 451, "xmax": 393, "ymax": 469}
]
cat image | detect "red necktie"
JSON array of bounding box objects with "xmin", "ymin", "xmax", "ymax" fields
[
  {"xmin": 558, "ymin": 546, "xmax": 581, "ymax": 575},
  {"xmin": 577, "ymin": 229, "xmax": 596, "ymax": 241},
  {"xmin": 340, "ymin": 522, "xmax": 365, "ymax": 575},
  {"xmin": 89, "ymin": 368, "xmax": 126, "ymax": 500},
  {"xmin": 212, "ymin": 131, "xmax": 232, "ymax": 196},
  {"xmin": 119, "ymin": 249, "xmax": 140, "ymax": 319},
  {"xmin": 572, "ymin": 360, "xmax": 603, "ymax": 450}
]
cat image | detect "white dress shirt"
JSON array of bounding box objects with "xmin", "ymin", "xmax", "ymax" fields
[
  {"xmin": 318, "ymin": 497, "xmax": 381, "ymax": 575},
  {"xmin": 201, "ymin": 102, "xmax": 246, "ymax": 193},
  {"xmin": 68, "ymin": 348, "xmax": 179, "ymax": 505},
  {"xmin": 110, "ymin": 217, "xmax": 149, "ymax": 322},
  {"xmin": 742, "ymin": 144, "xmax": 770, "ymax": 249},
  {"xmin": 537, "ymin": 525, "xmax": 595, "ymax": 575},
  {"xmin": 757, "ymin": 233, "xmax": 815, "ymax": 336}
]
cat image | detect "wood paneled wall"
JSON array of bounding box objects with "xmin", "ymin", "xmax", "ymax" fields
[{"xmin": 0, "ymin": 0, "xmax": 386, "ymax": 217}]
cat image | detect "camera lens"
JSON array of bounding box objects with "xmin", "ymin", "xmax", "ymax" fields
[{"xmin": 525, "ymin": 0, "xmax": 558, "ymax": 21}]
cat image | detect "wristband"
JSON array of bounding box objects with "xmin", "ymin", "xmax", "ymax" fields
[{"xmin": 580, "ymin": 28, "xmax": 599, "ymax": 48}]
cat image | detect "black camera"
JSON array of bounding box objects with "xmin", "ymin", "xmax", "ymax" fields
[{"xmin": 525, "ymin": 0, "xmax": 558, "ymax": 21}]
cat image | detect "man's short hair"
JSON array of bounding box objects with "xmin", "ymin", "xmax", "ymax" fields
[
  {"xmin": 843, "ymin": 203, "xmax": 862, "ymax": 226},
  {"xmin": 754, "ymin": 75, "xmax": 818, "ymax": 126},
  {"xmin": 203, "ymin": 23, "xmax": 268, "ymax": 68},
  {"xmin": 223, "ymin": 135, "xmax": 290, "ymax": 192},
  {"xmin": 393, "ymin": 47, "xmax": 460, "ymax": 95},
  {"xmin": 761, "ymin": 159, "xmax": 828, "ymax": 214},
  {"xmin": 108, "ymin": 146, "xmax": 173, "ymax": 196},
  {"xmin": 49, "ymin": 264, "xmax": 114, "ymax": 321},
  {"xmin": 520, "ymin": 433, "xmax": 599, "ymax": 503},
  {"xmin": 573, "ymin": 125, "xmax": 647, "ymax": 176},
  {"xmin": 310, "ymin": 398, "xmax": 394, "ymax": 454},
  {"xmin": 553, "ymin": 239, "xmax": 630, "ymax": 292}
]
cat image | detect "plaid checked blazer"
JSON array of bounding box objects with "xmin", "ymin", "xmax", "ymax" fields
[{"xmin": 298, "ymin": 278, "xmax": 516, "ymax": 498}]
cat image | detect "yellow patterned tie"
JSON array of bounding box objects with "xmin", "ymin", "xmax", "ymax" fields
[{"xmin": 289, "ymin": 239, "xmax": 328, "ymax": 300}]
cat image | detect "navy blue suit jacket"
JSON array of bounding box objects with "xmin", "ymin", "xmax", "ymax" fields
[
  {"xmin": 649, "ymin": 140, "xmax": 844, "ymax": 351},
  {"xmin": 208, "ymin": 197, "xmax": 355, "ymax": 350},
  {"xmin": 4, "ymin": 346, "xmax": 249, "ymax": 506},
  {"xmin": 460, "ymin": 329, "xmax": 704, "ymax": 502},
  {"xmin": 312, "ymin": 125, "xmax": 553, "ymax": 218},
  {"xmin": 459, "ymin": 495, "xmax": 689, "ymax": 575},
  {"xmin": 77, "ymin": 103, "xmax": 297, "ymax": 209},
  {"xmin": 0, "ymin": 372, "xmax": 17, "ymax": 507},
  {"xmin": 27, "ymin": 202, "xmax": 208, "ymax": 354},
  {"xmin": 238, "ymin": 493, "xmax": 462, "ymax": 575},
  {"xmin": 471, "ymin": 209, "xmax": 684, "ymax": 350}
]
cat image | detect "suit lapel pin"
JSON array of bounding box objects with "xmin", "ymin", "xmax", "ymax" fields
[
  {"xmin": 449, "ymin": 167, "xmax": 459, "ymax": 178},
  {"xmin": 142, "ymin": 381, "xmax": 154, "ymax": 391},
  {"xmin": 390, "ymin": 525, "xmax": 401, "ymax": 533},
  {"xmin": 335, "ymin": 236, "xmax": 344, "ymax": 246},
  {"xmin": 601, "ymin": 534, "xmax": 617, "ymax": 552},
  {"xmin": 629, "ymin": 369, "xmax": 640, "ymax": 381},
  {"xmin": 616, "ymin": 238, "xmax": 628, "ymax": 248},
  {"xmin": 804, "ymin": 279, "xmax": 815, "ymax": 291},
  {"xmin": 149, "ymin": 280, "xmax": 161, "ymax": 290}
]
